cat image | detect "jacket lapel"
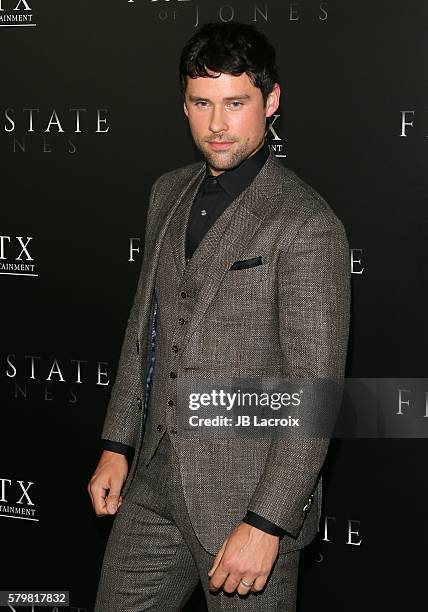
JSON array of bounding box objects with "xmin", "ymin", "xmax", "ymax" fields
[
  {"xmin": 136, "ymin": 161, "xmax": 205, "ymax": 336},
  {"xmin": 168, "ymin": 174, "xmax": 241, "ymax": 281}
]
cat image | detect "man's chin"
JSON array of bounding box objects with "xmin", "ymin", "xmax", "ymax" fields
[{"xmin": 203, "ymin": 150, "xmax": 245, "ymax": 172}]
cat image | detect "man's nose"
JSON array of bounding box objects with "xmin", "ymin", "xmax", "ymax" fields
[{"xmin": 208, "ymin": 106, "xmax": 228, "ymax": 134}]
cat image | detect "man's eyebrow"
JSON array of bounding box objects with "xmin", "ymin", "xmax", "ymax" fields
[{"xmin": 188, "ymin": 94, "xmax": 251, "ymax": 102}]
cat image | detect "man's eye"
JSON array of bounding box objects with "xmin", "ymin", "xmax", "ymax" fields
[
  {"xmin": 195, "ymin": 101, "xmax": 208, "ymax": 107},
  {"xmin": 229, "ymin": 101, "xmax": 243, "ymax": 108}
]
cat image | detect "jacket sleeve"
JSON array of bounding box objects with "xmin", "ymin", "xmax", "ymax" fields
[
  {"xmin": 246, "ymin": 207, "xmax": 351, "ymax": 538},
  {"xmin": 100, "ymin": 177, "xmax": 161, "ymax": 448}
]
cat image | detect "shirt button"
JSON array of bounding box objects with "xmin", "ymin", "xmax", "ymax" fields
[
  {"xmin": 178, "ymin": 317, "xmax": 186, "ymax": 325},
  {"xmin": 167, "ymin": 399, "xmax": 175, "ymax": 407},
  {"xmin": 169, "ymin": 371, "xmax": 177, "ymax": 379},
  {"xmin": 157, "ymin": 424, "xmax": 164, "ymax": 432},
  {"xmin": 137, "ymin": 397, "xmax": 142, "ymax": 410},
  {"xmin": 172, "ymin": 344, "xmax": 179, "ymax": 353},
  {"xmin": 180, "ymin": 291, "xmax": 187, "ymax": 299},
  {"xmin": 200, "ymin": 209, "xmax": 207, "ymax": 216}
]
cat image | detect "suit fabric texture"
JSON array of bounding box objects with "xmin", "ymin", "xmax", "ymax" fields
[
  {"xmin": 97, "ymin": 146, "xmax": 350, "ymax": 607},
  {"xmin": 95, "ymin": 425, "xmax": 300, "ymax": 611}
]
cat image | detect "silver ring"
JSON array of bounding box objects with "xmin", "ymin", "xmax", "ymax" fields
[{"xmin": 240, "ymin": 579, "xmax": 254, "ymax": 588}]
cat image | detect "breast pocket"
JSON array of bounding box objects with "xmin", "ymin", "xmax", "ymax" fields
[
  {"xmin": 225, "ymin": 255, "xmax": 270, "ymax": 285},
  {"xmin": 229, "ymin": 255, "xmax": 263, "ymax": 270}
]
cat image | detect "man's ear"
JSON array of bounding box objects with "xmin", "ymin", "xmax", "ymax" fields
[
  {"xmin": 265, "ymin": 83, "xmax": 281, "ymax": 118},
  {"xmin": 183, "ymin": 99, "xmax": 189, "ymax": 118}
]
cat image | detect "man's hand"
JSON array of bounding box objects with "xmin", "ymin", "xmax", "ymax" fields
[
  {"xmin": 87, "ymin": 450, "xmax": 129, "ymax": 516},
  {"xmin": 207, "ymin": 522, "xmax": 280, "ymax": 595}
]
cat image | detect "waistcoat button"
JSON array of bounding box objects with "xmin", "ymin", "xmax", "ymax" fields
[
  {"xmin": 137, "ymin": 397, "xmax": 142, "ymax": 410},
  {"xmin": 167, "ymin": 399, "xmax": 175, "ymax": 407},
  {"xmin": 178, "ymin": 317, "xmax": 186, "ymax": 325},
  {"xmin": 172, "ymin": 344, "xmax": 179, "ymax": 353},
  {"xmin": 157, "ymin": 424, "xmax": 164, "ymax": 432},
  {"xmin": 169, "ymin": 371, "xmax": 177, "ymax": 379},
  {"xmin": 180, "ymin": 291, "xmax": 187, "ymax": 299}
]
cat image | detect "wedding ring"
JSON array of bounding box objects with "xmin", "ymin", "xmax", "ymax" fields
[{"xmin": 240, "ymin": 578, "xmax": 254, "ymax": 588}]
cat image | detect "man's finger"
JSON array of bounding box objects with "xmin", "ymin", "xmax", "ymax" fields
[
  {"xmin": 236, "ymin": 575, "xmax": 257, "ymax": 596},
  {"xmin": 251, "ymin": 574, "xmax": 267, "ymax": 592},
  {"xmin": 92, "ymin": 484, "xmax": 110, "ymax": 515},
  {"xmin": 208, "ymin": 539, "xmax": 227, "ymax": 577},
  {"xmin": 106, "ymin": 490, "xmax": 121, "ymax": 514},
  {"xmin": 87, "ymin": 482, "xmax": 95, "ymax": 508}
]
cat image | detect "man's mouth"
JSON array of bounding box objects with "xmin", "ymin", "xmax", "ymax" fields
[{"xmin": 207, "ymin": 141, "xmax": 235, "ymax": 151}]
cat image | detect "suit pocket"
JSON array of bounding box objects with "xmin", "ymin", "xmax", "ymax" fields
[
  {"xmin": 229, "ymin": 255, "xmax": 263, "ymax": 270},
  {"xmin": 221, "ymin": 256, "xmax": 270, "ymax": 289}
]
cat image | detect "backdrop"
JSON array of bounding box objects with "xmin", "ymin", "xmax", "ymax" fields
[{"xmin": 1, "ymin": 1, "xmax": 427, "ymax": 610}]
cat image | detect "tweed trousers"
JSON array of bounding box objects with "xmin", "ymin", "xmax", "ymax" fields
[{"xmin": 94, "ymin": 430, "xmax": 300, "ymax": 612}]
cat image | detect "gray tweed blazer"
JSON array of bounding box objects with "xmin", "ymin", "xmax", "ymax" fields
[{"xmin": 101, "ymin": 147, "xmax": 351, "ymax": 554}]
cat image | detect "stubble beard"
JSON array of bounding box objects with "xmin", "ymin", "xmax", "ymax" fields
[{"xmin": 197, "ymin": 138, "xmax": 253, "ymax": 173}]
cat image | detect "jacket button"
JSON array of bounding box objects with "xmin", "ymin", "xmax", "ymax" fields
[
  {"xmin": 137, "ymin": 397, "xmax": 142, "ymax": 410},
  {"xmin": 157, "ymin": 424, "xmax": 164, "ymax": 432},
  {"xmin": 302, "ymin": 494, "xmax": 314, "ymax": 513},
  {"xmin": 172, "ymin": 344, "xmax": 179, "ymax": 353},
  {"xmin": 169, "ymin": 371, "xmax": 177, "ymax": 379},
  {"xmin": 167, "ymin": 399, "xmax": 175, "ymax": 407},
  {"xmin": 178, "ymin": 317, "xmax": 186, "ymax": 325},
  {"xmin": 180, "ymin": 291, "xmax": 187, "ymax": 299}
]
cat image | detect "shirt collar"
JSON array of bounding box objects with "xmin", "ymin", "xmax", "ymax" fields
[{"xmin": 204, "ymin": 140, "xmax": 270, "ymax": 200}]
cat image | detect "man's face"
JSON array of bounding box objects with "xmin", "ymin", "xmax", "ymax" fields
[{"xmin": 183, "ymin": 70, "xmax": 280, "ymax": 176}]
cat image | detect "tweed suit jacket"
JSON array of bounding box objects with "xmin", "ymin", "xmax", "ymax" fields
[{"xmin": 101, "ymin": 146, "xmax": 351, "ymax": 555}]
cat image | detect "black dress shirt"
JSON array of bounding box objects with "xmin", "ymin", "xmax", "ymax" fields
[
  {"xmin": 102, "ymin": 140, "xmax": 288, "ymax": 539},
  {"xmin": 185, "ymin": 140, "xmax": 269, "ymax": 260}
]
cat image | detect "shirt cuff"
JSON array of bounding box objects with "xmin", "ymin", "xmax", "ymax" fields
[
  {"xmin": 101, "ymin": 439, "xmax": 135, "ymax": 463},
  {"xmin": 242, "ymin": 510, "xmax": 288, "ymax": 538}
]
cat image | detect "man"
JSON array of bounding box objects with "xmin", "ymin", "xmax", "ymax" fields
[{"xmin": 88, "ymin": 21, "xmax": 350, "ymax": 611}]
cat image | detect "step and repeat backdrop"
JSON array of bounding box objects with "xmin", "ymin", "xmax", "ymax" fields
[{"xmin": 1, "ymin": 1, "xmax": 427, "ymax": 610}]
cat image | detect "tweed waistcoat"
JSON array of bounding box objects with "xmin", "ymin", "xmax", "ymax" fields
[{"xmin": 139, "ymin": 181, "xmax": 240, "ymax": 466}]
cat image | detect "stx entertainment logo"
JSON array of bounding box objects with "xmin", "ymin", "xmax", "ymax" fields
[
  {"xmin": 0, "ymin": 0, "xmax": 35, "ymax": 27},
  {"xmin": 0, "ymin": 235, "xmax": 36, "ymax": 276},
  {"xmin": 0, "ymin": 478, "xmax": 37, "ymax": 521},
  {"xmin": 266, "ymin": 114, "xmax": 286, "ymax": 157}
]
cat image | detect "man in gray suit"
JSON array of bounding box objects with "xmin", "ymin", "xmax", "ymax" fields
[{"xmin": 88, "ymin": 22, "xmax": 350, "ymax": 611}]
